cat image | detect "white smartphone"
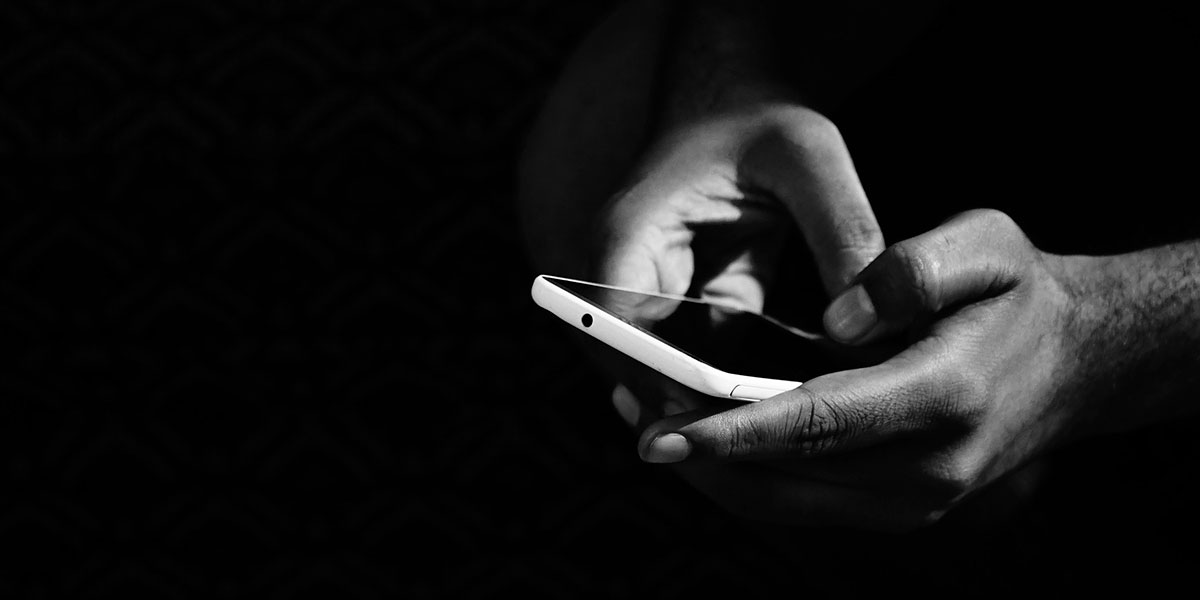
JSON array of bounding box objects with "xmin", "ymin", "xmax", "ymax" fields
[{"xmin": 531, "ymin": 274, "xmax": 846, "ymax": 401}]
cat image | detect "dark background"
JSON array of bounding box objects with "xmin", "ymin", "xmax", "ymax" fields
[{"xmin": 3, "ymin": 1, "xmax": 1199, "ymax": 598}]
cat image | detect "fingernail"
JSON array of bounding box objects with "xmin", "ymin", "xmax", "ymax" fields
[
  {"xmin": 824, "ymin": 284, "xmax": 877, "ymax": 342},
  {"xmin": 612, "ymin": 385, "xmax": 640, "ymax": 426},
  {"xmin": 642, "ymin": 433, "xmax": 690, "ymax": 463}
]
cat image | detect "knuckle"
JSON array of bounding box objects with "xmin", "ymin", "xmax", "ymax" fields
[
  {"xmin": 881, "ymin": 241, "xmax": 940, "ymax": 313},
  {"xmin": 796, "ymin": 110, "xmax": 841, "ymax": 141},
  {"xmin": 965, "ymin": 207, "xmax": 1018, "ymax": 233},
  {"xmin": 950, "ymin": 360, "xmax": 992, "ymax": 422},
  {"xmin": 769, "ymin": 106, "xmax": 844, "ymax": 152},
  {"xmin": 960, "ymin": 208, "xmax": 1030, "ymax": 252},
  {"xmin": 931, "ymin": 349, "xmax": 992, "ymax": 428}
]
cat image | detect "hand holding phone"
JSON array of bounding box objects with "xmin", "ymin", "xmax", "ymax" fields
[{"xmin": 532, "ymin": 275, "xmax": 859, "ymax": 401}]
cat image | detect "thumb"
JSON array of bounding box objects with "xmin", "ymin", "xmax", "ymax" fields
[{"xmin": 823, "ymin": 209, "xmax": 1029, "ymax": 344}]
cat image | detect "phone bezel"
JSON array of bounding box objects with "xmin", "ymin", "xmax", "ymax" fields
[{"xmin": 531, "ymin": 274, "xmax": 803, "ymax": 401}]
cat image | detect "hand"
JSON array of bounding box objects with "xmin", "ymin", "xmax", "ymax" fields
[
  {"xmin": 627, "ymin": 209, "xmax": 1091, "ymax": 531},
  {"xmin": 595, "ymin": 103, "xmax": 882, "ymax": 304},
  {"xmin": 591, "ymin": 103, "xmax": 884, "ymax": 412}
]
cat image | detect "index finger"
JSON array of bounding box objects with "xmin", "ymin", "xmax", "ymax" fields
[{"xmin": 740, "ymin": 110, "xmax": 885, "ymax": 295}]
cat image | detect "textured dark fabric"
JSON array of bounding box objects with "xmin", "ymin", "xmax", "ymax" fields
[{"xmin": 2, "ymin": 1, "xmax": 1198, "ymax": 598}]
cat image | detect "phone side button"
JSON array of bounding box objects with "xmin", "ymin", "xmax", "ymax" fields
[{"xmin": 729, "ymin": 385, "xmax": 786, "ymax": 401}]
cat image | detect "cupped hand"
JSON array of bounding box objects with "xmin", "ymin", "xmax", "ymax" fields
[
  {"xmin": 595, "ymin": 103, "xmax": 882, "ymax": 305},
  {"xmin": 626, "ymin": 209, "xmax": 1093, "ymax": 531},
  {"xmin": 590, "ymin": 104, "xmax": 884, "ymax": 413}
]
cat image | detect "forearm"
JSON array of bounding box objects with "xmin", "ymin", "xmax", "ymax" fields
[{"xmin": 1062, "ymin": 241, "xmax": 1200, "ymax": 434}]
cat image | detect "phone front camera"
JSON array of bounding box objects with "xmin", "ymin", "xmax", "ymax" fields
[{"xmin": 581, "ymin": 314, "xmax": 593, "ymax": 328}]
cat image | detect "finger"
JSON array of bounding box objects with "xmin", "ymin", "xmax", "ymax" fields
[
  {"xmin": 592, "ymin": 219, "xmax": 688, "ymax": 295},
  {"xmin": 591, "ymin": 179, "xmax": 743, "ymax": 295},
  {"xmin": 741, "ymin": 111, "xmax": 885, "ymax": 295},
  {"xmin": 636, "ymin": 337, "xmax": 952, "ymax": 463},
  {"xmin": 612, "ymin": 382, "xmax": 686, "ymax": 433},
  {"xmin": 687, "ymin": 211, "xmax": 785, "ymax": 312},
  {"xmin": 611, "ymin": 384, "xmax": 643, "ymax": 428},
  {"xmin": 823, "ymin": 208, "xmax": 1029, "ymax": 344}
]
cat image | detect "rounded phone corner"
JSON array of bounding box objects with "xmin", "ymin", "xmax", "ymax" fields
[{"xmin": 529, "ymin": 275, "xmax": 554, "ymax": 307}]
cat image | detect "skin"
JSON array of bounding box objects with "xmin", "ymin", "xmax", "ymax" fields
[
  {"xmin": 520, "ymin": 1, "xmax": 1200, "ymax": 531},
  {"xmin": 623, "ymin": 211, "xmax": 1200, "ymax": 531}
]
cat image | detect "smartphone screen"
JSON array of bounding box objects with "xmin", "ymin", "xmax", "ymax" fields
[{"xmin": 544, "ymin": 277, "xmax": 862, "ymax": 382}]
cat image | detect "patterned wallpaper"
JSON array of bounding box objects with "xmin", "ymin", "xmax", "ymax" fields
[{"xmin": 2, "ymin": 1, "xmax": 1198, "ymax": 598}]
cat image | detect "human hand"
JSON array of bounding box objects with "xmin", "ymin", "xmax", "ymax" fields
[
  {"xmin": 590, "ymin": 104, "xmax": 883, "ymax": 412},
  {"xmin": 595, "ymin": 103, "xmax": 882, "ymax": 304},
  {"xmin": 623, "ymin": 209, "xmax": 1093, "ymax": 531}
]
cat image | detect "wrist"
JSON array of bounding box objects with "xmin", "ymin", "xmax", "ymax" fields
[
  {"xmin": 1043, "ymin": 253, "xmax": 1112, "ymax": 435},
  {"xmin": 1051, "ymin": 245, "xmax": 1200, "ymax": 436}
]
